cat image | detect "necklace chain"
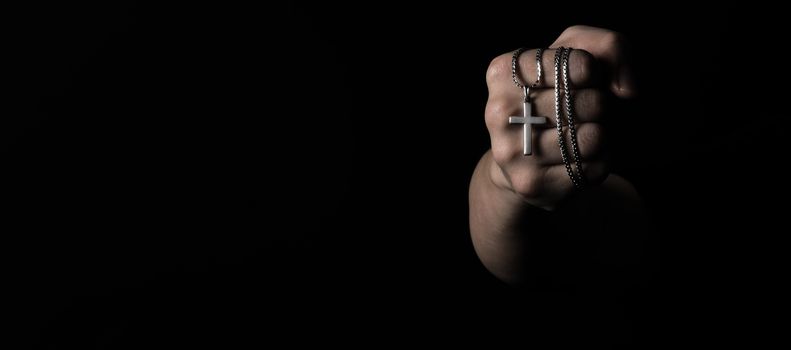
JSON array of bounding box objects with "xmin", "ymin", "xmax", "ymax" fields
[
  {"xmin": 511, "ymin": 48, "xmax": 543, "ymax": 90},
  {"xmin": 554, "ymin": 47, "xmax": 583, "ymax": 189},
  {"xmin": 562, "ymin": 48, "xmax": 585, "ymax": 187}
]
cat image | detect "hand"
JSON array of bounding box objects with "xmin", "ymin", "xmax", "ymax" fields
[{"xmin": 484, "ymin": 25, "xmax": 636, "ymax": 209}]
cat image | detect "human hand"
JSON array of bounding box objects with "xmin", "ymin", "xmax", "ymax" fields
[{"xmin": 484, "ymin": 25, "xmax": 636, "ymax": 209}]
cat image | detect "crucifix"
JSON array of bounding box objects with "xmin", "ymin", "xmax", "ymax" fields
[{"xmin": 509, "ymin": 98, "xmax": 547, "ymax": 155}]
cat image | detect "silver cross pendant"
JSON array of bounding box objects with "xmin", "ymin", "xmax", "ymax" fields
[{"xmin": 509, "ymin": 99, "xmax": 547, "ymax": 155}]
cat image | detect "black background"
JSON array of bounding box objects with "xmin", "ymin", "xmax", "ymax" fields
[{"xmin": 5, "ymin": 2, "xmax": 788, "ymax": 348}]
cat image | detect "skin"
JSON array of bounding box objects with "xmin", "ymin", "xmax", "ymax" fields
[{"xmin": 469, "ymin": 25, "xmax": 648, "ymax": 286}]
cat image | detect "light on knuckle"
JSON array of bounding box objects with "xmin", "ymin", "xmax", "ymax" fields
[
  {"xmin": 485, "ymin": 98, "xmax": 511, "ymax": 121},
  {"xmin": 580, "ymin": 124, "xmax": 604, "ymax": 154},
  {"xmin": 486, "ymin": 55, "xmax": 510, "ymax": 84},
  {"xmin": 491, "ymin": 140, "xmax": 516, "ymax": 166},
  {"xmin": 600, "ymin": 31, "xmax": 625, "ymax": 49},
  {"xmin": 572, "ymin": 49, "xmax": 594, "ymax": 85},
  {"xmin": 511, "ymin": 170, "xmax": 543, "ymax": 198},
  {"xmin": 563, "ymin": 25, "xmax": 587, "ymax": 36}
]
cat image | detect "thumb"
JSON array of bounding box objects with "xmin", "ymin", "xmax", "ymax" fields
[{"xmin": 551, "ymin": 25, "xmax": 637, "ymax": 99}]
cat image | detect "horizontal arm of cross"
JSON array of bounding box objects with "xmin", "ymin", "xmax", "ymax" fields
[{"xmin": 509, "ymin": 116, "xmax": 548, "ymax": 124}]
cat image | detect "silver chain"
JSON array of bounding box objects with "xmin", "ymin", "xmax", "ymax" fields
[
  {"xmin": 512, "ymin": 48, "xmax": 543, "ymax": 93},
  {"xmin": 562, "ymin": 47, "xmax": 585, "ymax": 187},
  {"xmin": 554, "ymin": 47, "xmax": 582, "ymax": 189}
]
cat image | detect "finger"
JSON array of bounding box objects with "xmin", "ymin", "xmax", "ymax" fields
[
  {"xmin": 543, "ymin": 160, "xmax": 609, "ymax": 193},
  {"xmin": 531, "ymin": 89, "xmax": 605, "ymax": 126},
  {"xmin": 535, "ymin": 123, "xmax": 605, "ymax": 165},
  {"xmin": 494, "ymin": 122, "xmax": 604, "ymax": 165},
  {"xmin": 501, "ymin": 161, "xmax": 608, "ymax": 201},
  {"xmin": 486, "ymin": 48, "xmax": 599, "ymax": 94},
  {"xmin": 551, "ymin": 25, "xmax": 637, "ymax": 98},
  {"xmin": 528, "ymin": 123, "xmax": 604, "ymax": 165},
  {"xmin": 485, "ymin": 89, "xmax": 605, "ymax": 131}
]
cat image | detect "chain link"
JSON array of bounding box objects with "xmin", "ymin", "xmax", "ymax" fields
[
  {"xmin": 562, "ymin": 47, "xmax": 585, "ymax": 188},
  {"xmin": 511, "ymin": 48, "xmax": 543, "ymax": 89},
  {"xmin": 554, "ymin": 47, "xmax": 582, "ymax": 189}
]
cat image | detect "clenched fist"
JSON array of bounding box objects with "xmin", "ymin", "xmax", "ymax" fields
[
  {"xmin": 484, "ymin": 25, "xmax": 635, "ymax": 209},
  {"xmin": 469, "ymin": 25, "xmax": 641, "ymax": 285}
]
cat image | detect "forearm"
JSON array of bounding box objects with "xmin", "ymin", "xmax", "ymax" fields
[{"xmin": 469, "ymin": 150, "xmax": 546, "ymax": 284}]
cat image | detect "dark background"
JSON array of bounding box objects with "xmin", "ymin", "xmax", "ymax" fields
[{"xmin": 5, "ymin": 2, "xmax": 788, "ymax": 348}]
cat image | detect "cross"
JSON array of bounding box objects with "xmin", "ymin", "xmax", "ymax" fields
[{"xmin": 509, "ymin": 100, "xmax": 547, "ymax": 155}]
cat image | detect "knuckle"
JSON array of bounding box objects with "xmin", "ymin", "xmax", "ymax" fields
[
  {"xmin": 581, "ymin": 89, "xmax": 604, "ymax": 117},
  {"xmin": 579, "ymin": 123, "xmax": 604, "ymax": 155},
  {"xmin": 600, "ymin": 30, "xmax": 626, "ymax": 49},
  {"xmin": 570, "ymin": 49, "xmax": 595, "ymax": 85},
  {"xmin": 561, "ymin": 25, "xmax": 588, "ymax": 36},
  {"xmin": 510, "ymin": 169, "xmax": 544, "ymax": 198},
  {"xmin": 491, "ymin": 138, "xmax": 518, "ymax": 166},
  {"xmin": 486, "ymin": 54, "xmax": 511, "ymax": 85},
  {"xmin": 484, "ymin": 98, "xmax": 513, "ymax": 128}
]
